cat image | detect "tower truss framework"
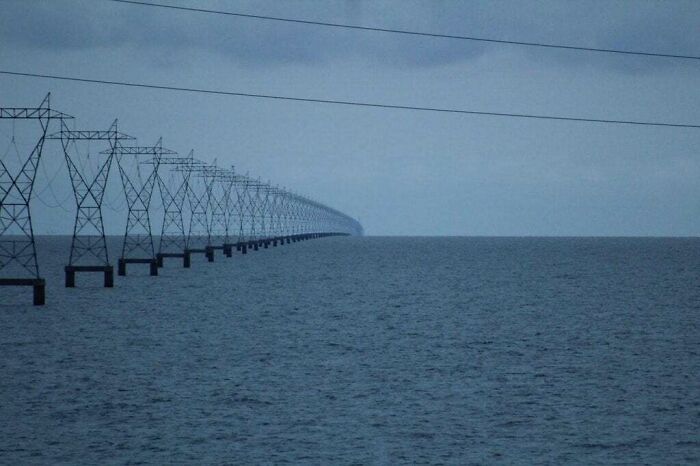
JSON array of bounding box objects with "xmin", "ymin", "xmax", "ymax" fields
[
  {"xmin": 0, "ymin": 94, "xmax": 71, "ymax": 305},
  {"xmin": 48, "ymin": 119, "xmax": 134, "ymax": 288},
  {"xmin": 153, "ymin": 150, "xmax": 192, "ymax": 268},
  {"xmin": 109, "ymin": 138, "xmax": 175, "ymax": 276},
  {"xmin": 3, "ymin": 95, "xmax": 363, "ymax": 304},
  {"xmin": 180, "ymin": 157, "xmax": 214, "ymax": 261}
]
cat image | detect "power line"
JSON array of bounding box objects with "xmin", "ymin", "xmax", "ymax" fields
[
  {"xmin": 1, "ymin": 69, "xmax": 699, "ymax": 129},
  {"xmin": 106, "ymin": 0, "xmax": 700, "ymax": 62}
]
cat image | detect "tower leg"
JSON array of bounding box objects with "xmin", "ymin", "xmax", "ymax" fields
[
  {"xmin": 33, "ymin": 280, "xmax": 45, "ymax": 306},
  {"xmin": 104, "ymin": 267, "xmax": 114, "ymax": 288},
  {"xmin": 65, "ymin": 268, "xmax": 75, "ymax": 288}
]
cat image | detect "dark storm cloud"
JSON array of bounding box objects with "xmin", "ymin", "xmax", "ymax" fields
[{"xmin": 2, "ymin": 0, "xmax": 697, "ymax": 72}]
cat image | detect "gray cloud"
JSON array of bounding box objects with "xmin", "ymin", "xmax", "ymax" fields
[
  {"xmin": 1, "ymin": 0, "xmax": 699, "ymax": 236},
  {"xmin": 2, "ymin": 0, "xmax": 698, "ymax": 73}
]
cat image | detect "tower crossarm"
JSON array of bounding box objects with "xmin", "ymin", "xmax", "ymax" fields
[
  {"xmin": 1, "ymin": 93, "xmax": 72, "ymax": 120},
  {"xmin": 141, "ymin": 155, "xmax": 186, "ymax": 165},
  {"xmin": 104, "ymin": 147, "xmax": 178, "ymax": 155},
  {"xmin": 47, "ymin": 118, "xmax": 133, "ymax": 141},
  {"xmin": 0, "ymin": 108, "xmax": 73, "ymax": 119},
  {"xmin": 48, "ymin": 129, "xmax": 134, "ymax": 140}
]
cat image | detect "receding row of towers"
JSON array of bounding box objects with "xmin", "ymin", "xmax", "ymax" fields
[{"xmin": 0, "ymin": 94, "xmax": 363, "ymax": 305}]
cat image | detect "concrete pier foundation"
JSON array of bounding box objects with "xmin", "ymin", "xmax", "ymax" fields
[
  {"xmin": 156, "ymin": 252, "xmax": 190, "ymax": 268},
  {"xmin": 118, "ymin": 258, "xmax": 158, "ymax": 276},
  {"xmin": 65, "ymin": 265, "xmax": 114, "ymax": 288},
  {"xmin": 185, "ymin": 248, "xmax": 210, "ymax": 265},
  {"xmin": 0, "ymin": 278, "xmax": 46, "ymax": 306}
]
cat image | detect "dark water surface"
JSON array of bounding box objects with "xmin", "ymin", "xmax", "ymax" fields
[{"xmin": 1, "ymin": 237, "xmax": 699, "ymax": 464}]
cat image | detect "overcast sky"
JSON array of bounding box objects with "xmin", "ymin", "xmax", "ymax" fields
[{"xmin": 1, "ymin": 0, "xmax": 699, "ymax": 235}]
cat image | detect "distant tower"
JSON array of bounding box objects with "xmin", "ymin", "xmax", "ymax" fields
[
  {"xmin": 156, "ymin": 149, "xmax": 192, "ymax": 268},
  {"xmin": 111, "ymin": 138, "xmax": 175, "ymax": 276}
]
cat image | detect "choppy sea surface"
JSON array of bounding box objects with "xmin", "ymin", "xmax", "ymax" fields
[{"xmin": 1, "ymin": 236, "xmax": 699, "ymax": 464}]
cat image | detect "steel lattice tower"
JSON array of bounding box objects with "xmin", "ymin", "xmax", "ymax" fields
[
  {"xmin": 111, "ymin": 138, "xmax": 174, "ymax": 276},
  {"xmin": 182, "ymin": 157, "xmax": 214, "ymax": 262},
  {"xmin": 154, "ymin": 150, "xmax": 192, "ymax": 268},
  {"xmin": 267, "ymin": 185, "xmax": 281, "ymax": 246},
  {"xmin": 4, "ymin": 95, "xmax": 363, "ymax": 300},
  {"xmin": 247, "ymin": 178, "xmax": 266, "ymax": 251},
  {"xmin": 202, "ymin": 165, "xmax": 234, "ymax": 261},
  {"xmin": 232, "ymin": 173, "xmax": 251, "ymax": 254},
  {"xmin": 215, "ymin": 168, "xmax": 238, "ymax": 257},
  {"xmin": 49, "ymin": 119, "xmax": 134, "ymax": 288},
  {"xmin": 0, "ymin": 94, "xmax": 71, "ymax": 305},
  {"xmin": 257, "ymin": 181, "xmax": 272, "ymax": 248}
]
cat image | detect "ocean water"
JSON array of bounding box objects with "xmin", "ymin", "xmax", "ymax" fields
[{"xmin": 1, "ymin": 236, "xmax": 699, "ymax": 464}]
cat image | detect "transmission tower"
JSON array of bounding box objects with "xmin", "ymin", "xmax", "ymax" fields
[
  {"xmin": 247, "ymin": 178, "xmax": 267, "ymax": 251},
  {"xmin": 232, "ymin": 173, "xmax": 252, "ymax": 254},
  {"xmin": 0, "ymin": 94, "xmax": 71, "ymax": 305},
  {"xmin": 289, "ymin": 193, "xmax": 303, "ymax": 241},
  {"xmin": 278, "ymin": 189, "xmax": 292, "ymax": 244},
  {"xmin": 110, "ymin": 138, "xmax": 174, "ymax": 276},
  {"xmin": 216, "ymin": 167, "xmax": 238, "ymax": 258},
  {"xmin": 267, "ymin": 186, "xmax": 283, "ymax": 246},
  {"xmin": 49, "ymin": 119, "xmax": 134, "ymax": 287},
  {"xmin": 154, "ymin": 150, "xmax": 191, "ymax": 268},
  {"xmin": 203, "ymin": 165, "xmax": 234, "ymax": 261},
  {"xmin": 257, "ymin": 181, "xmax": 272, "ymax": 248},
  {"xmin": 183, "ymin": 157, "xmax": 214, "ymax": 263}
]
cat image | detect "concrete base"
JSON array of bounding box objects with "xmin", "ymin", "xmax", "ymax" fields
[
  {"xmin": 0, "ymin": 278, "xmax": 46, "ymax": 305},
  {"xmin": 156, "ymin": 252, "xmax": 190, "ymax": 268},
  {"xmin": 65, "ymin": 265, "xmax": 113, "ymax": 288},
  {"xmin": 118, "ymin": 258, "xmax": 158, "ymax": 276},
  {"xmin": 185, "ymin": 248, "xmax": 209, "ymax": 265}
]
